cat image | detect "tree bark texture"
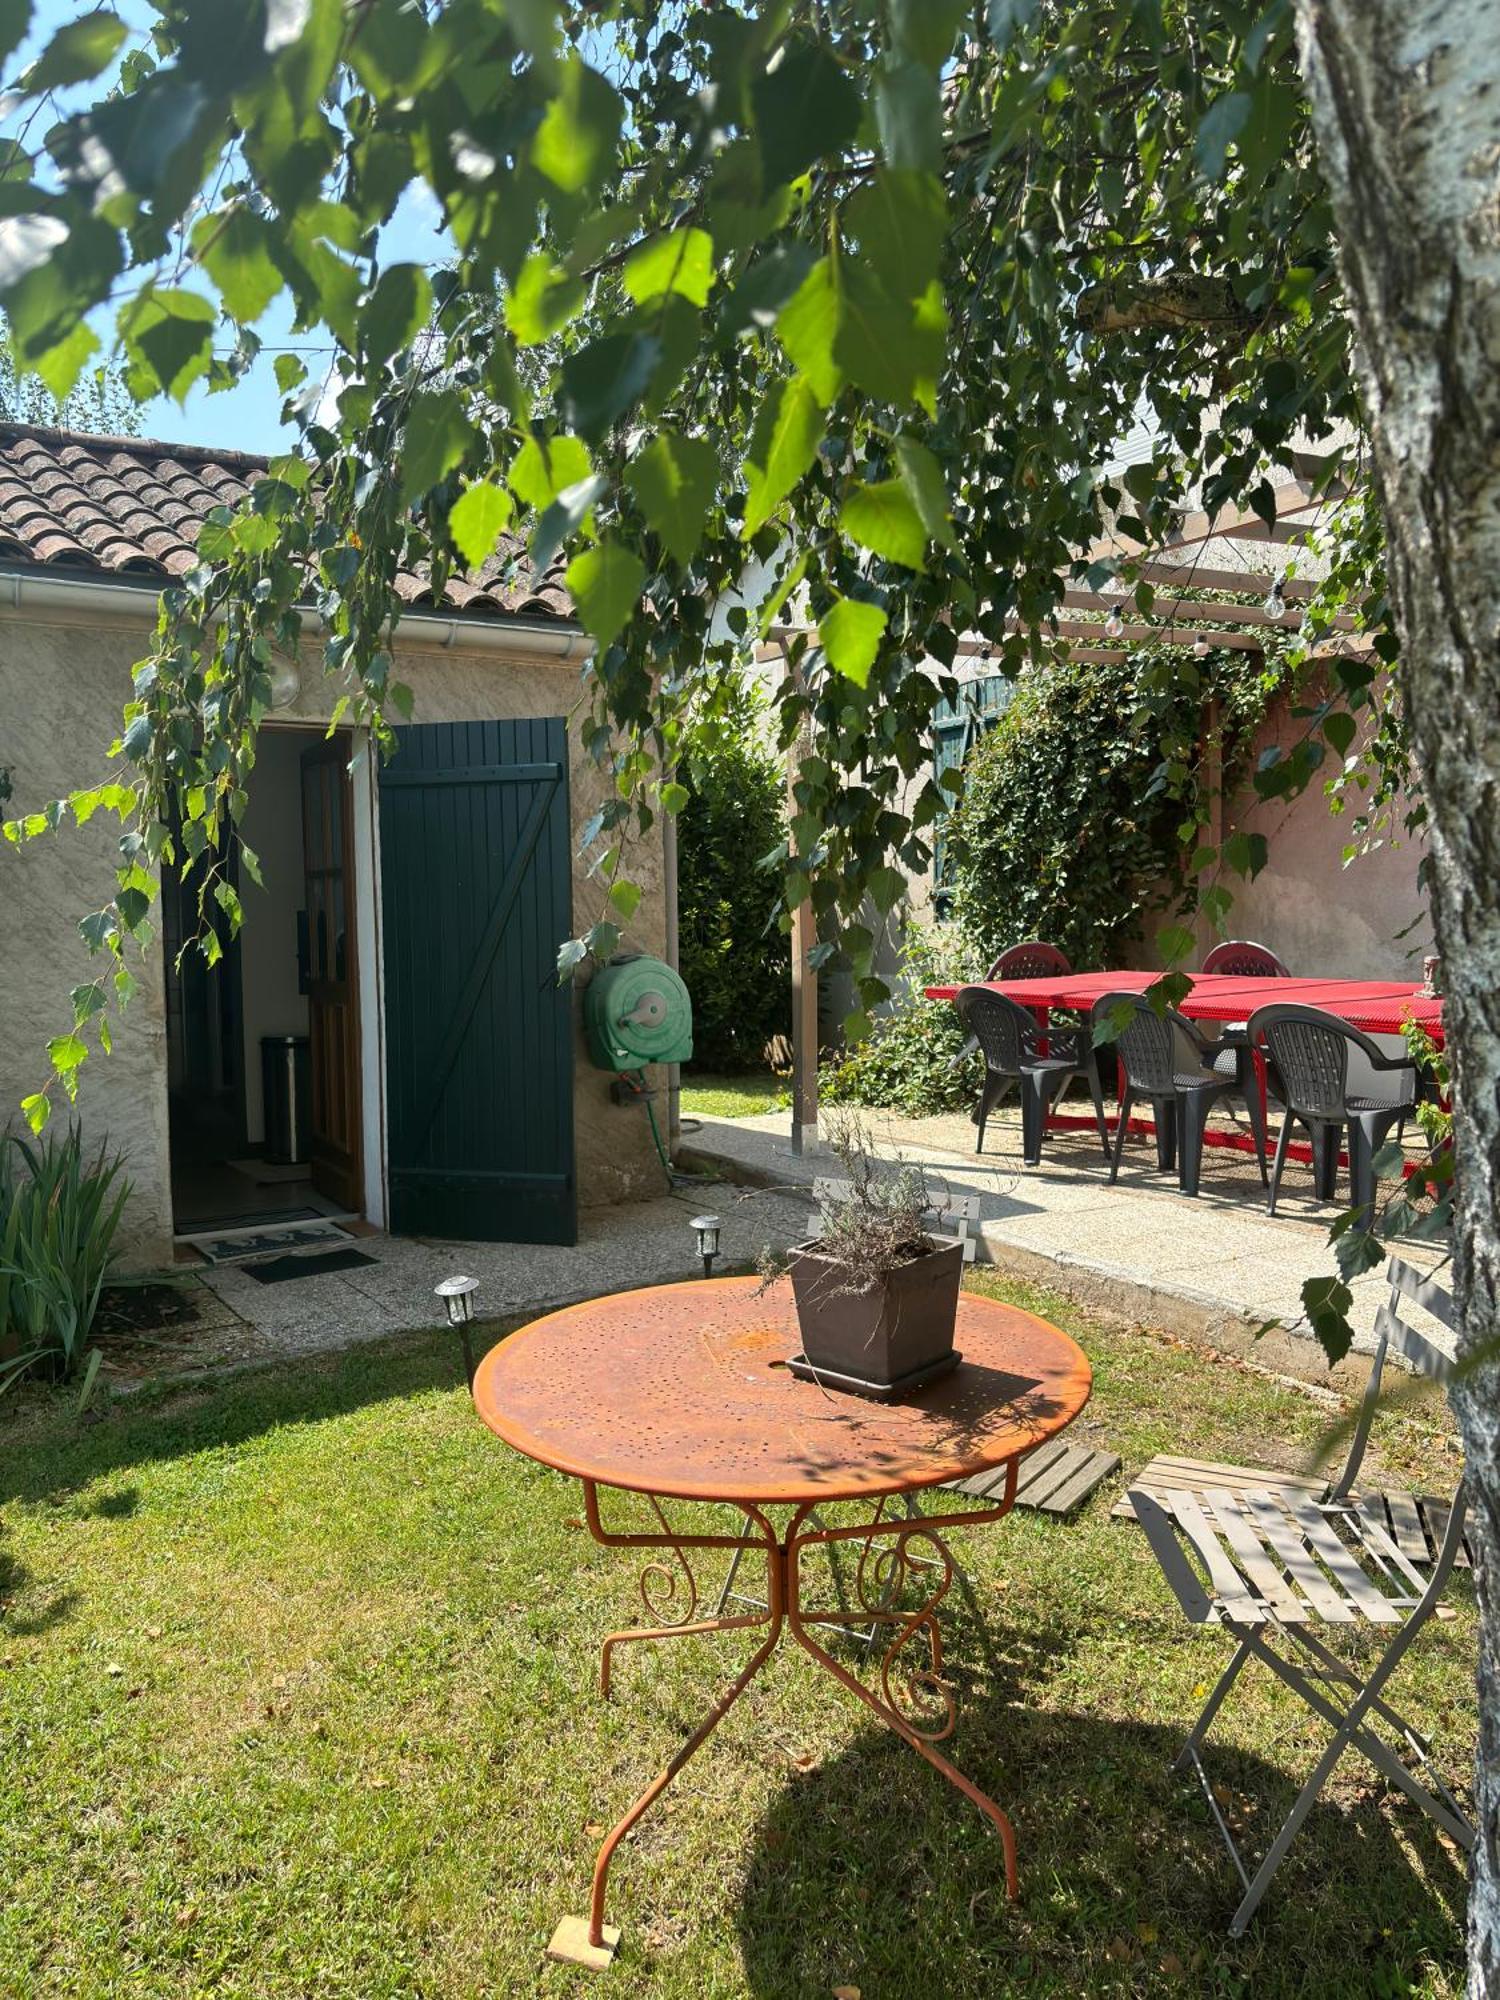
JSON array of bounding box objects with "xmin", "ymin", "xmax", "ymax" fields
[{"xmin": 1294, "ymin": 5, "xmax": 1500, "ymax": 1989}]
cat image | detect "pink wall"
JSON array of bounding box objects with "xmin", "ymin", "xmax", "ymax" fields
[{"xmin": 1214, "ymin": 688, "xmax": 1432, "ymax": 980}]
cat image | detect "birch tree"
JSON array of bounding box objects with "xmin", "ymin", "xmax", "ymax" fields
[{"xmin": 1295, "ymin": 5, "xmax": 1500, "ymax": 1980}]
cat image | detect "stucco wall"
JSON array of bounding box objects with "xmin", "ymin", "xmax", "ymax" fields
[
  {"xmin": 1218, "ymin": 690, "xmax": 1432, "ymax": 980},
  {"xmin": 0, "ymin": 606, "xmax": 666, "ymax": 1270},
  {"xmin": 0, "ymin": 618, "xmax": 177, "ymax": 1264}
]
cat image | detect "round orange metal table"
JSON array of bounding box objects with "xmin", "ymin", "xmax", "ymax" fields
[{"xmin": 472, "ymin": 1276, "xmax": 1092, "ymax": 1968}]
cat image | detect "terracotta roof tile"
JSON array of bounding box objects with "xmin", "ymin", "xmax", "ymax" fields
[{"xmin": 0, "ymin": 421, "xmax": 575, "ymax": 623}]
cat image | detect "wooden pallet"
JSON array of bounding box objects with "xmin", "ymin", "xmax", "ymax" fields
[
  {"xmin": 944, "ymin": 1435, "xmax": 1121, "ymax": 1519},
  {"xmin": 1115, "ymin": 1453, "xmax": 1472, "ymax": 1568}
]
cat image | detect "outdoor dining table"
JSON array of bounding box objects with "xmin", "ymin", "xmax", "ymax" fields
[
  {"xmin": 471, "ymin": 1275, "xmax": 1092, "ymax": 1969},
  {"xmin": 926, "ymin": 970, "xmax": 1444, "ymax": 1164},
  {"xmin": 924, "ymin": 969, "xmax": 1445, "ymax": 1040}
]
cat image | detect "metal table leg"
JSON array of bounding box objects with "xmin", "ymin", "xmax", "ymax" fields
[
  {"xmin": 785, "ymin": 1481, "xmax": 1021, "ymax": 1901},
  {"xmin": 556, "ymin": 1473, "xmax": 1020, "ymax": 1968}
]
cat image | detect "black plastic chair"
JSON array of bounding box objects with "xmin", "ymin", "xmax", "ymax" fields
[
  {"xmin": 1199, "ymin": 939, "xmax": 1291, "ymax": 978},
  {"xmin": 1248, "ymin": 1002, "xmax": 1419, "ymax": 1225},
  {"xmin": 984, "ymin": 939, "xmax": 1072, "ymax": 980},
  {"xmin": 954, "ymin": 986, "xmax": 1109, "ymax": 1166},
  {"xmin": 1092, "ymin": 992, "xmax": 1267, "ymax": 1197}
]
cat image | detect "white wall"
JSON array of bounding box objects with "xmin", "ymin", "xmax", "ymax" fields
[{"xmin": 237, "ymin": 724, "xmax": 313, "ymax": 1143}]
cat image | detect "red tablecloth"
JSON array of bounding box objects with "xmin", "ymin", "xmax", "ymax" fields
[{"xmin": 925, "ymin": 970, "xmax": 1444, "ymax": 1040}]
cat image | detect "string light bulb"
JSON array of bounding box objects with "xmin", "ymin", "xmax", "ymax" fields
[
  {"xmin": 1263, "ymin": 575, "xmax": 1287, "ymax": 616},
  {"xmin": 1192, "ymin": 633, "xmax": 1209, "ymax": 657},
  {"xmin": 1104, "ymin": 606, "xmax": 1124, "ymax": 640}
]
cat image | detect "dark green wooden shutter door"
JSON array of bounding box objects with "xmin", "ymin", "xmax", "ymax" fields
[{"xmin": 379, "ymin": 718, "xmax": 576, "ymax": 1245}]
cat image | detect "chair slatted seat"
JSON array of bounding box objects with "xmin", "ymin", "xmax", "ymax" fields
[{"xmin": 1129, "ymin": 1257, "xmax": 1474, "ymax": 1935}]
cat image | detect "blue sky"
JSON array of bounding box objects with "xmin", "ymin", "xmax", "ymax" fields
[{"xmin": 5, "ymin": 1, "xmax": 451, "ymax": 454}]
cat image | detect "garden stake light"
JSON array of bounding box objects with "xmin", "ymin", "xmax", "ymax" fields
[
  {"xmin": 690, "ymin": 1214, "xmax": 721, "ymax": 1279},
  {"xmin": 435, "ymin": 1275, "xmax": 481, "ymax": 1386}
]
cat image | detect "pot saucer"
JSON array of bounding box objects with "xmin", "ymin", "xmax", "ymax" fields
[{"xmin": 785, "ymin": 1348, "xmax": 962, "ymax": 1401}]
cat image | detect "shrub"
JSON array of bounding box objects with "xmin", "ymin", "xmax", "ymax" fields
[
  {"xmin": 820, "ymin": 926, "xmax": 983, "ymax": 1117},
  {"xmin": 0, "ymin": 1129, "xmax": 130, "ymax": 1398},
  {"xmin": 677, "ymin": 741, "xmax": 790, "ymax": 1072}
]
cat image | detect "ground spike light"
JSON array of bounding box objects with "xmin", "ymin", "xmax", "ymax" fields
[
  {"xmin": 435, "ymin": 1274, "xmax": 481, "ymax": 1386},
  {"xmin": 690, "ymin": 1215, "xmax": 722, "ymax": 1280}
]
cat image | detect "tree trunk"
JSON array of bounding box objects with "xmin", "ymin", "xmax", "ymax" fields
[{"xmin": 1293, "ymin": 5, "xmax": 1500, "ymax": 1988}]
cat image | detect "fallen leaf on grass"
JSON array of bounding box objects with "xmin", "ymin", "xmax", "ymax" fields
[
  {"xmin": 1137, "ymin": 1922, "xmax": 1158, "ymax": 1945},
  {"xmin": 585, "ymin": 1823, "xmax": 605, "ymax": 1839},
  {"xmin": 833, "ymin": 1986, "xmax": 862, "ymax": 1999}
]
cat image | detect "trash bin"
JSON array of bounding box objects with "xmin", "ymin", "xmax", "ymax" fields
[{"xmin": 261, "ymin": 1034, "xmax": 311, "ymax": 1165}]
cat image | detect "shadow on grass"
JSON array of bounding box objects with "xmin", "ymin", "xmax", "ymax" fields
[
  {"xmin": 733, "ymin": 1695, "xmax": 1467, "ymax": 2000},
  {"xmin": 0, "ymin": 1518, "xmax": 79, "ymax": 1636},
  {"xmin": 0, "ymin": 1322, "xmax": 492, "ymax": 1509}
]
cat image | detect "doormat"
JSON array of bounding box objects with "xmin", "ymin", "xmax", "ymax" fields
[
  {"xmin": 180, "ymin": 1220, "xmax": 354, "ymax": 1263},
  {"xmin": 227, "ymin": 1158, "xmax": 313, "ymax": 1186},
  {"xmin": 245, "ymin": 1247, "xmax": 379, "ymax": 1284}
]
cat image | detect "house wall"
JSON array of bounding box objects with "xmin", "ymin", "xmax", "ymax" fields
[
  {"xmin": 0, "ymin": 607, "xmax": 666, "ymax": 1270},
  {"xmin": 1216, "ymin": 690, "xmax": 1432, "ymax": 980}
]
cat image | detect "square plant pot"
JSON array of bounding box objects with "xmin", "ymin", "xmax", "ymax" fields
[{"xmin": 786, "ymin": 1234, "xmax": 965, "ymax": 1393}]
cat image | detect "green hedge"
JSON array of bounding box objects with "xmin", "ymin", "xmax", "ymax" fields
[{"xmin": 677, "ymin": 742, "xmax": 790, "ymax": 1072}]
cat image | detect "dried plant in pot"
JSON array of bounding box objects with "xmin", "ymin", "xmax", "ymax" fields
[{"xmin": 760, "ymin": 1123, "xmax": 964, "ymax": 1400}]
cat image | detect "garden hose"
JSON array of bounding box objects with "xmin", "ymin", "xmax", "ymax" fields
[
  {"xmin": 638, "ymin": 1069, "xmax": 720, "ymax": 1193},
  {"xmin": 643, "ymin": 1079, "xmax": 674, "ymax": 1187}
]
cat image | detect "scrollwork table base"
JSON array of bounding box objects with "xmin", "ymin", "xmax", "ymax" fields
[{"xmin": 470, "ymin": 1277, "xmax": 1092, "ymax": 1969}]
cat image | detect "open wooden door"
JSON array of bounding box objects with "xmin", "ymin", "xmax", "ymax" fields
[
  {"xmin": 379, "ymin": 718, "xmax": 575, "ymax": 1244},
  {"xmin": 300, "ymin": 738, "xmax": 363, "ymax": 1212}
]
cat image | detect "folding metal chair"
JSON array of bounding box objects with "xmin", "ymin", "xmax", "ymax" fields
[{"xmin": 1130, "ymin": 1257, "xmax": 1473, "ymax": 1935}]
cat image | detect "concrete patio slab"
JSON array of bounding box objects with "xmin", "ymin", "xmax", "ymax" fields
[
  {"xmin": 163, "ymin": 1182, "xmax": 815, "ymax": 1373},
  {"xmin": 679, "ymin": 1105, "xmax": 1448, "ymax": 1387}
]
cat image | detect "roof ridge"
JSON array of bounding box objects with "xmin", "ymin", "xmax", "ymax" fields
[{"xmin": 0, "ymin": 419, "xmax": 272, "ymax": 474}]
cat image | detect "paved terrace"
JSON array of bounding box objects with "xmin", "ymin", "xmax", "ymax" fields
[
  {"xmin": 153, "ymin": 1185, "xmax": 814, "ymax": 1380},
  {"xmin": 133, "ymin": 1102, "xmax": 1443, "ymax": 1394},
  {"xmin": 679, "ymin": 1099, "xmax": 1450, "ymax": 1389}
]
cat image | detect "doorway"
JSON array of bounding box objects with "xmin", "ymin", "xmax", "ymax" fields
[{"xmin": 163, "ymin": 725, "xmax": 365, "ymax": 1236}]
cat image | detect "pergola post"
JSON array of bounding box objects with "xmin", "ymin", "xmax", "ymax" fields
[
  {"xmin": 790, "ymin": 886, "xmax": 819, "ymax": 1156},
  {"xmin": 1195, "ymin": 695, "xmax": 1225, "ymax": 962}
]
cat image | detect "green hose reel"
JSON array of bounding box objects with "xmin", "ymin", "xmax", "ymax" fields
[{"xmin": 585, "ymin": 954, "xmax": 694, "ymax": 1071}]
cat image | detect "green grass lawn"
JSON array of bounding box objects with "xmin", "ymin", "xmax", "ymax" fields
[
  {"xmin": 680, "ymin": 1071, "xmax": 789, "ymax": 1119},
  {"xmin": 0, "ymin": 1273, "xmax": 1474, "ymax": 1998}
]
